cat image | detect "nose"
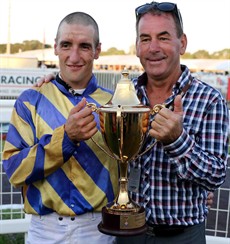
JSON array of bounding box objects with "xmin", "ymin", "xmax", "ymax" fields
[
  {"xmin": 149, "ymin": 40, "xmax": 160, "ymax": 52},
  {"xmin": 69, "ymin": 48, "xmax": 80, "ymax": 62}
]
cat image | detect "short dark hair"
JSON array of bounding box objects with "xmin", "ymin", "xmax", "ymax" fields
[
  {"xmin": 136, "ymin": 8, "xmax": 183, "ymax": 38},
  {"xmin": 56, "ymin": 12, "xmax": 100, "ymax": 47}
]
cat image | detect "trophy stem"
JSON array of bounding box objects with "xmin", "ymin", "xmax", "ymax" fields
[
  {"xmin": 119, "ymin": 159, "xmax": 128, "ymax": 178},
  {"xmin": 114, "ymin": 160, "xmax": 139, "ymax": 210}
]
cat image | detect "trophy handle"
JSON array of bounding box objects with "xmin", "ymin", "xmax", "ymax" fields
[
  {"xmin": 132, "ymin": 103, "xmax": 165, "ymax": 159},
  {"xmin": 86, "ymin": 102, "xmax": 99, "ymax": 112},
  {"xmin": 90, "ymin": 136, "xmax": 117, "ymax": 159},
  {"xmin": 86, "ymin": 102, "xmax": 119, "ymax": 160},
  {"xmin": 150, "ymin": 103, "xmax": 166, "ymax": 115},
  {"xmin": 135, "ymin": 140, "xmax": 157, "ymax": 159}
]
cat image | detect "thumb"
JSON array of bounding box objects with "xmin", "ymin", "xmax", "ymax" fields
[
  {"xmin": 173, "ymin": 95, "xmax": 183, "ymax": 114},
  {"xmin": 70, "ymin": 97, "xmax": 87, "ymax": 114}
]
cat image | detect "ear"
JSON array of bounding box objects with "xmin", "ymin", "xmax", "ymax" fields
[
  {"xmin": 135, "ymin": 38, "xmax": 140, "ymax": 58},
  {"xmin": 54, "ymin": 40, "xmax": 58, "ymax": 56},
  {"xmin": 94, "ymin": 43, "xmax": 101, "ymax": 60},
  {"xmin": 180, "ymin": 33, "xmax": 187, "ymax": 55}
]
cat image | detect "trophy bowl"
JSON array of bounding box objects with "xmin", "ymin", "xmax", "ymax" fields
[{"xmin": 94, "ymin": 71, "xmax": 150, "ymax": 236}]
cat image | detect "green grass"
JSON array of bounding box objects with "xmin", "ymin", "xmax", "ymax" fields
[
  {"xmin": 0, "ymin": 234, "xmax": 24, "ymax": 244},
  {"xmin": 0, "ymin": 209, "xmax": 25, "ymax": 243},
  {"xmin": 1, "ymin": 209, "xmax": 25, "ymax": 220}
]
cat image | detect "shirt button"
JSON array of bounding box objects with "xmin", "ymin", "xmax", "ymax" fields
[
  {"xmin": 71, "ymin": 217, "xmax": 75, "ymax": 221},
  {"xmin": 59, "ymin": 217, "xmax": 63, "ymax": 221},
  {"xmin": 70, "ymin": 204, "xmax": 74, "ymax": 208}
]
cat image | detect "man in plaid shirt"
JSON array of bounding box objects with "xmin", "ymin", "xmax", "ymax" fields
[{"xmin": 117, "ymin": 2, "xmax": 229, "ymax": 244}]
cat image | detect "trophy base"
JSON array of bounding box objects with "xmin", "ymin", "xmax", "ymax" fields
[{"xmin": 98, "ymin": 206, "xmax": 147, "ymax": 236}]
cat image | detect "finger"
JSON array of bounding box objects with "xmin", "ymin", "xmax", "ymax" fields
[
  {"xmin": 44, "ymin": 73, "xmax": 55, "ymax": 82},
  {"xmin": 82, "ymin": 118, "xmax": 97, "ymax": 133},
  {"xmin": 35, "ymin": 76, "xmax": 46, "ymax": 87},
  {"xmin": 174, "ymin": 95, "xmax": 183, "ymax": 114},
  {"xmin": 70, "ymin": 98, "xmax": 94, "ymax": 119},
  {"xmin": 35, "ymin": 73, "xmax": 55, "ymax": 87},
  {"xmin": 154, "ymin": 109, "xmax": 168, "ymax": 125},
  {"xmin": 66, "ymin": 111, "xmax": 97, "ymax": 141},
  {"xmin": 70, "ymin": 98, "xmax": 87, "ymax": 115}
]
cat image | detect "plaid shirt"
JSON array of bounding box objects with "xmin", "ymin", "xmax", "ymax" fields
[{"xmin": 130, "ymin": 65, "xmax": 229, "ymax": 226}]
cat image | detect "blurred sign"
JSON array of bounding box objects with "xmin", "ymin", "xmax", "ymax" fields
[{"xmin": 0, "ymin": 68, "xmax": 58, "ymax": 97}]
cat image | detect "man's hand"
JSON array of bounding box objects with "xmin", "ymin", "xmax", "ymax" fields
[
  {"xmin": 35, "ymin": 73, "xmax": 55, "ymax": 87},
  {"xmin": 65, "ymin": 98, "xmax": 98, "ymax": 142},
  {"xmin": 207, "ymin": 192, "xmax": 214, "ymax": 209},
  {"xmin": 149, "ymin": 95, "xmax": 183, "ymax": 144}
]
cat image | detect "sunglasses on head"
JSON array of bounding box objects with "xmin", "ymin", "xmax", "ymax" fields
[{"xmin": 135, "ymin": 1, "xmax": 183, "ymax": 30}]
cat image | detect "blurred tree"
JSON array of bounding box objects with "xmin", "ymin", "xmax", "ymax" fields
[
  {"xmin": 101, "ymin": 47, "xmax": 125, "ymax": 55},
  {"xmin": 193, "ymin": 50, "xmax": 211, "ymax": 59},
  {"xmin": 0, "ymin": 44, "xmax": 6, "ymax": 53},
  {"xmin": 182, "ymin": 52, "xmax": 193, "ymax": 59},
  {"xmin": 212, "ymin": 49, "xmax": 230, "ymax": 59},
  {"xmin": 0, "ymin": 40, "xmax": 51, "ymax": 54}
]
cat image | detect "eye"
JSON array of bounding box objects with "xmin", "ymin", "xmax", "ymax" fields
[
  {"xmin": 60, "ymin": 42, "xmax": 71, "ymax": 49},
  {"xmin": 159, "ymin": 37, "xmax": 169, "ymax": 41},
  {"xmin": 81, "ymin": 43, "xmax": 92, "ymax": 50},
  {"xmin": 140, "ymin": 37, "xmax": 150, "ymax": 43},
  {"xmin": 158, "ymin": 32, "xmax": 171, "ymax": 41}
]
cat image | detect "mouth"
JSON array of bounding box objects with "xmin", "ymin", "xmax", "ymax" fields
[
  {"xmin": 67, "ymin": 64, "xmax": 83, "ymax": 68},
  {"xmin": 146, "ymin": 56, "xmax": 166, "ymax": 66},
  {"xmin": 66, "ymin": 64, "xmax": 84, "ymax": 72},
  {"xmin": 147, "ymin": 56, "xmax": 165, "ymax": 62}
]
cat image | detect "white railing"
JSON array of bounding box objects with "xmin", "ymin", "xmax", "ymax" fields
[{"xmin": 0, "ymin": 69, "xmax": 229, "ymax": 243}]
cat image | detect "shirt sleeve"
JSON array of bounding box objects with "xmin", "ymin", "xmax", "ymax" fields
[
  {"xmin": 163, "ymin": 96, "xmax": 229, "ymax": 191},
  {"xmin": 2, "ymin": 96, "xmax": 77, "ymax": 188}
]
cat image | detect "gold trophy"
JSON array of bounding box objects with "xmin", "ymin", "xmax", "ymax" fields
[{"xmin": 88, "ymin": 71, "xmax": 163, "ymax": 236}]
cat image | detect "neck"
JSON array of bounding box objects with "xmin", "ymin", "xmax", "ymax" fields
[
  {"xmin": 145, "ymin": 69, "xmax": 182, "ymax": 107},
  {"xmin": 146, "ymin": 83, "xmax": 173, "ymax": 107}
]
